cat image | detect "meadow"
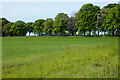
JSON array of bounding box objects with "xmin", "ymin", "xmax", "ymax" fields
[{"xmin": 2, "ymin": 36, "xmax": 118, "ymax": 78}]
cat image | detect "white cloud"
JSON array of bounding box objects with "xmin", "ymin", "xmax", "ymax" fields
[{"xmin": 1, "ymin": 0, "xmax": 119, "ymax": 2}]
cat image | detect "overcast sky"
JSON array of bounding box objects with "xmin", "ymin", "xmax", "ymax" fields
[{"xmin": 1, "ymin": 0, "xmax": 119, "ymax": 22}]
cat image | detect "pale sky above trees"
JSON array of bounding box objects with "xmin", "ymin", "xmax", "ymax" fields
[
  {"xmin": 1, "ymin": 0, "xmax": 119, "ymax": 2},
  {"xmin": 1, "ymin": 0, "xmax": 119, "ymax": 22}
]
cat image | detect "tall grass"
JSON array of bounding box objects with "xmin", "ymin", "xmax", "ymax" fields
[{"xmin": 2, "ymin": 37, "xmax": 118, "ymax": 78}]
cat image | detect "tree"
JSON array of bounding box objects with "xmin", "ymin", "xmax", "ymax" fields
[
  {"xmin": 26, "ymin": 22, "xmax": 34, "ymax": 36},
  {"xmin": 0, "ymin": 18, "xmax": 9, "ymax": 26},
  {"xmin": 97, "ymin": 8, "xmax": 109, "ymax": 36},
  {"xmin": 103, "ymin": 4, "xmax": 120, "ymax": 36},
  {"xmin": 76, "ymin": 3, "xmax": 100, "ymax": 36},
  {"xmin": 67, "ymin": 16, "xmax": 77, "ymax": 36},
  {"xmin": 0, "ymin": 18, "xmax": 10, "ymax": 37},
  {"xmin": 10, "ymin": 20, "xmax": 26, "ymax": 36},
  {"xmin": 103, "ymin": 3, "xmax": 118, "ymax": 9},
  {"xmin": 33, "ymin": 19, "xmax": 45, "ymax": 36},
  {"xmin": 3, "ymin": 22, "xmax": 14, "ymax": 36},
  {"xmin": 97, "ymin": 3, "xmax": 118, "ymax": 36},
  {"xmin": 0, "ymin": 19, "xmax": 1, "ymax": 37},
  {"xmin": 43, "ymin": 18, "xmax": 53, "ymax": 36},
  {"xmin": 53, "ymin": 13, "xmax": 69, "ymax": 36}
]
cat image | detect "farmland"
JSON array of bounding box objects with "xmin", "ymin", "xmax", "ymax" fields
[{"xmin": 2, "ymin": 36, "xmax": 118, "ymax": 78}]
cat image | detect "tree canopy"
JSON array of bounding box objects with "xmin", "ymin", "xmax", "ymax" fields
[
  {"xmin": 1, "ymin": 3, "xmax": 120, "ymax": 37},
  {"xmin": 26, "ymin": 22, "xmax": 34, "ymax": 36},
  {"xmin": 67, "ymin": 16, "xmax": 77, "ymax": 36},
  {"xmin": 76, "ymin": 3, "xmax": 100, "ymax": 36},
  {"xmin": 103, "ymin": 4, "xmax": 120, "ymax": 36},
  {"xmin": 43, "ymin": 18, "xmax": 54, "ymax": 36},
  {"xmin": 10, "ymin": 20, "xmax": 26, "ymax": 36},
  {"xmin": 53, "ymin": 13, "xmax": 69, "ymax": 36},
  {"xmin": 33, "ymin": 19, "xmax": 45, "ymax": 36}
]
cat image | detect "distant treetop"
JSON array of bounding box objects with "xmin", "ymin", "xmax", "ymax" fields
[{"xmin": 103, "ymin": 3, "xmax": 118, "ymax": 9}]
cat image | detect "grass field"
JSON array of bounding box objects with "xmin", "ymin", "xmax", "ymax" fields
[{"xmin": 2, "ymin": 36, "xmax": 118, "ymax": 78}]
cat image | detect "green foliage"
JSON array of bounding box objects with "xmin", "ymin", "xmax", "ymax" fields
[
  {"xmin": 97, "ymin": 8, "xmax": 109, "ymax": 35},
  {"xmin": 53, "ymin": 13, "xmax": 69, "ymax": 36},
  {"xmin": 103, "ymin": 4, "xmax": 120, "ymax": 36},
  {"xmin": 103, "ymin": 3, "xmax": 118, "ymax": 9},
  {"xmin": 92, "ymin": 31, "xmax": 97, "ymax": 36},
  {"xmin": 87, "ymin": 32, "xmax": 91, "ymax": 36},
  {"xmin": 97, "ymin": 3, "xmax": 119, "ymax": 36},
  {"xmin": 33, "ymin": 19, "xmax": 45, "ymax": 36},
  {"xmin": 78, "ymin": 30, "xmax": 83, "ymax": 36},
  {"xmin": 67, "ymin": 17, "xmax": 77, "ymax": 36},
  {"xmin": 10, "ymin": 20, "xmax": 26, "ymax": 36},
  {"xmin": 106, "ymin": 31, "xmax": 112, "ymax": 36},
  {"xmin": 0, "ymin": 18, "xmax": 10, "ymax": 37},
  {"xmin": 2, "ymin": 22, "xmax": 14, "ymax": 36},
  {"xmin": 0, "ymin": 18, "xmax": 9, "ymax": 26},
  {"xmin": 26, "ymin": 22, "xmax": 34, "ymax": 36},
  {"xmin": 76, "ymin": 3, "xmax": 100, "ymax": 36},
  {"xmin": 43, "ymin": 18, "xmax": 53, "ymax": 36}
]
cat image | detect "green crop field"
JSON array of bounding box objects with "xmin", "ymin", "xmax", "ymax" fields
[{"xmin": 2, "ymin": 36, "xmax": 118, "ymax": 78}]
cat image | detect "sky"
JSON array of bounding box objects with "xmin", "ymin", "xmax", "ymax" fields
[{"xmin": 1, "ymin": 0, "xmax": 120, "ymax": 23}]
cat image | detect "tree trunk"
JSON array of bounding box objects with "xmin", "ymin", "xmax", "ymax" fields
[
  {"xmin": 117, "ymin": 28, "xmax": 120, "ymax": 36},
  {"xmin": 98, "ymin": 30, "xmax": 99, "ymax": 37},
  {"xmin": 39, "ymin": 32, "xmax": 41, "ymax": 36},
  {"xmin": 84, "ymin": 29, "xmax": 85, "ymax": 36},
  {"xmin": 104, "ymin": 31, "xmax": 105, "ymax": 36},
  {"xmin": 49, "ymin": 34, "xmax": 50, "ymax": 36},
  {"xmin": 112, "ymin": 29, "xmax": 114, "ymax": 36},
  {"xmin": 71, "ymin": 31, "xmax": 74, "ymax": 36},
  {"xmin": 74, "ymin": 31, "xmax": 76, "ymax": 36},
  {"xmin": 60, "ymin": 31, "xmax": 63, "ymax": 36},
  {"xmin": 60, "ymin": 32, "xmax": 62, "ymax": 36},
  {"xmin": 89, "ymin": 30, "xmax": 91, "ymax": 36},
  {"xmin": 29, "ymin": 32, "xmax": 30, "ymax": 36}
]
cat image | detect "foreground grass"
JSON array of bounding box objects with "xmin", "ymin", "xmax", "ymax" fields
[{"xmin": 2, "ymin": 36, "xmax": 118, "ymax": 78}]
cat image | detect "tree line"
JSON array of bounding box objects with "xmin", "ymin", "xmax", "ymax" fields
[{"xmin": 0, "ymin": 3, "xmax": 120, "ymax": 37}]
